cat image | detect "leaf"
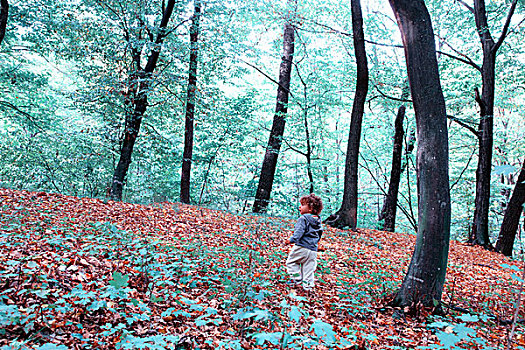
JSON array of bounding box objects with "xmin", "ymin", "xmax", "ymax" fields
[
  {"xmin": 289, "ymin": 305, "xmax": 302, "ymax": 322},
  {"xmin": 436, "ymin": 330, "xmax": 459, "ymax": 348},
  {"xmin": 232, "ymin": 308, "xmax": 271, "ymax": 321},
  {"xmin": 108, "ymin": 272, "xmax": 129, "ymax": 288},
  {"xmin": 493, "ymin": 164, "xmax": 516, "ymax": 176},
  {"xmin": 511, "ymin": 273, "xmax": 525, "ymax": 283},
  {"xmin": 311, "ymin": 319, "xmax": 336, "ymax": 344},
  {"xmin": 252, "ymin": 332, "xmax": 282, "ymax": 345},
  {"xmin": 34, "ymin": 345, "xmax": 69, "ymax": 350},
  {"xmin": 501, "ymin": 263, "xmax": 520, "ymax": 272},
  {"xmin": 428, "ymin": 321, "xmax": 450, "ymax": 328},
  {"xmin": 456, "ymin": 314, "xmax": 479, "ymax": 322},
  {"xmin": 453, "ymin": 323, "xmax": 476, "ymax": 339}
]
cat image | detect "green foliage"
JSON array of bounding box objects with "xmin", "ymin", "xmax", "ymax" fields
[
  {"xmin": 426, "ymin": 313, "xmax": 491, "ymax": 349},
  {"xmin": 1, "ymin": 0, "xmax": 524, "ymax": 253}
]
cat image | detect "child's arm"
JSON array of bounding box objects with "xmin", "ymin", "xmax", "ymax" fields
[{"xmin": 289, "ymin": 216, "xmax": 307, "ymax": 244}]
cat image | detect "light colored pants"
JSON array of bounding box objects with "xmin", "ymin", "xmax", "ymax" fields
[{"xmin": 286, "ymin": 245, "xmax": 318, "ymax": 289}]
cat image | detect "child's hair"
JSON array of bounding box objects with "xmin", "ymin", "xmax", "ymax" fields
[{"xmin": 300, "ymin": 194, "xmax": 323, "ymax": 215}]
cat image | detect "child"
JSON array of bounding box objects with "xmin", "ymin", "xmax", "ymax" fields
[{"xmin": 285, "ymin": 193, "xmax": 323, "ymax": 291}]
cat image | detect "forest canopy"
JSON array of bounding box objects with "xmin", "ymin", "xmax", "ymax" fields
[{"xmin": 0, "ymin": 0, "xmax": 524, "ymax": 251}]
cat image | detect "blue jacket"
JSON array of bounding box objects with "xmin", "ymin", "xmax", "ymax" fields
[{"xmin": 290, "ymin": 214, "xmax": 323, "ymax": 251}]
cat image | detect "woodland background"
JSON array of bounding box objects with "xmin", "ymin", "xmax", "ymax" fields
[
  {"xmin": 2, "ymin": 0, "xmax": 525, "ymax": 348},
  {"xmin": 0, "ymin": 0, "xmax": 524, "ymax": 248}
]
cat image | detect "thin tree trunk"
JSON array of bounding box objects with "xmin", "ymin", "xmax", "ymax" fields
[
  {"xmin": 469, "ymin": 0, "xmax": 517, "ymax": 248},
  {"xmin": 252, "ymin": 0, "xmax": 296, "ymax": 213},
  {"xmin": 388, "ymin": 0, "xmax": 451, "ymax": 308},
  {"xmin": 295, "ymin": 66, "xmax": 314, "ymax": 194},
  {"xmin": 496, "ymin": 159, "xmax": 525, "ymax": 256},
  {"xmin": 324, "ymin": 0, "xmax": 368, "ymax": 230},
  {"xmin": 379, "ymin": 105, "xmax": 406, "ymax": 232},
  {"xmin": 110, "ymin": 0, "xmax": 176, "ymax": 201},
  {"xmin": 303, "ymin": 86, "xmax": 314, "ymax": 194},
  {"xmin": 180, "ymin": 0, "xmax": 201, "ymax": 204},
  {"xmin": 0, "ymin": 0, "xmax": 7, "ymax": 46}
]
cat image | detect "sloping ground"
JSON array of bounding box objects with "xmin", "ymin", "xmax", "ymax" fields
[{"xmin": 0, "ymin": 188, "xmax": 523, "ymax": 349}]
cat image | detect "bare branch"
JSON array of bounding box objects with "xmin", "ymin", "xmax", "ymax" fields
[
  {"xmin": 450, "ymin": 145, "xmax": 477, "ymax": 191},
  {"xmin": 447, "ymin": 114, "xmax": 479, "ymax": 137},
  {"xmin": 457, "ymin": 0, "xmax": 474, "ymax": 14},
  {"xmin": 437, "ymin": 50, "xmax": 481, "ymax": 71},
  {"xmin": 374, "ymin": 85, "xmax": 412, "ymax": 103},
  {"xmin": 365, "ymin": 39, "xmax": 403, "ymax": 49},
  {"xmin": 236, "ymin": 57, "xmax": 294, "ymax": 98},
  {"xmin": 494, "ymin": 0, "xmax": 518, "ymax": 52},
  {"xmin": 0, "ymin": 101, "xmax": 45, "ymax": 131}
]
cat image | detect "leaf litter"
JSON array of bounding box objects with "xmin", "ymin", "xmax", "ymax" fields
[{"xmin": 0, "ymin": 189, "xmax": 523, "ymax": 349}]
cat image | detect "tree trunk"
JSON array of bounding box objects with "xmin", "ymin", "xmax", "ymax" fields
[
  {"xmin": 496, "ymin": 159, "xmax": 525, "ymax": 256},
  {"xmin": 469, "ymin": 0, "xmax": 517, "ymax": 248},
  {"xmin": 324, "ymin": 0, "xmax": 368, "ymax": 230},
  {"xmin": 379, "ymin": 105, "xmax": 405, "ymax": 232},
  {"xmin": 252, "ymin": 0, "xmax": 296, "ymax": 213},
  {"xmin": 110, "ymin": 0, "xmax": 176, "ymax": 201},
  {"xmin": 388, "ymin": 0, "xmax": 451, "ymax": 308},
  {"xmin": 180, "ymin": 0, "xmax": 201, "ymax": 204},
  {"xmin": 0, "ymin": 0, "xmax": 7, "ymax": 46}
]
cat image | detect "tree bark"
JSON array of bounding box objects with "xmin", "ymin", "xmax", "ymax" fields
[
  {"xmin": 324, "ymin": 0, "xmax": 368, "ymax": 230},
  {"xmin": 0, "ymin": 0, "xmax": 7, "ymax": 46},
  {"xmin": 110, "ymin": 0, "xmax": 176, "ymax": 201},
  {"xmin": 379, "ymin": 105, "xmax": 405, "ymax": 232},
  {"xmin": 388, "ymin": 0, "xmax": 451, "ymax": 308},
  {"xmin": 180, "ymin": 0, "xmax": 201, "ymax": 204},
  {"xmin": 496, "ymin": 160, "xmax": 525, "ymax": 256},
  {"xmin": 469, "ymin": 0, "xmax": 517, "ymax": 248},
  {"xmin": 252, "ymin": 0, "xmax": 296, "ymax": 213}
]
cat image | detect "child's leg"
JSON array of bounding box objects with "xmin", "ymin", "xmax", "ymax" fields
[
  {"xmin": 301, "ymin": 250, "xmax": 318, "ymax": 290},
  {"xmin": 286, "ymin": 245, "xmax": 308, "ymax": 282}
]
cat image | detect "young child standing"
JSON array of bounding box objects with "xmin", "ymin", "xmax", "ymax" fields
[{"xmin": 285, "ymin": 193, "xmax": 323, "ymax": 291}]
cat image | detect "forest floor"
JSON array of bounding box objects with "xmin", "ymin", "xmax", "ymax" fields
[{"xmin": 0, "ymin": 188, "xmax": 523, "ymax": 349}]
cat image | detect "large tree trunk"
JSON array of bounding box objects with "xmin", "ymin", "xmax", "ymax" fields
[
  {"xmin": 0, "ymin": 0, "xmax": 7, "ymax": 46},
  {"xmin": 110, "ymin": 0, "xmax": 176, "ymax": 201},
  {"xmin": 469, "ymin": 0, "xmax": 517, "ymax": 248},
  {"xmin": 324, "ymin": 0, "xmax": 368, "ymax": 230},
  {"xmin": 379, "ymin": 105, "xmax": 406, "ymax": 232},
  {"xmin": 496, "ymin": 159, "xmax": 525, "ymax": 256},
  {"xmin": 252, "ymin": 0, "xmax": 296, "ymax": 213},
  {"xmin": 180, "ymin": 0, "xmax": 201, "ymax": 204},
  {"xmin": 388, "ymin": 0, "xmax": 451, "ymax": 308}
]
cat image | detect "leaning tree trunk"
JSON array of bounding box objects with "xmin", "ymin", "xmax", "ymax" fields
[
  {"xmin": 495, "ymin": 159, "xmax": 525, "ymax": 256},
  {"xmin": 252, "ymin": 0, "xmax": 296, "ymax": 213},
  {"xmin": 324, "ymin": 0, "xmax": 368, "ymax": 230},
  {"xmin": 180, "ymin": 0, "xmax": 201, "ymax": 204},
  {"xmin": 110, "ymin": 0, "xmax": 176, "ymax": 201},
  {"xmin": 379, "ymin": 105, "xmax": 406, "ymax": 232},
  {"xmin": 469, "ymin": 0, "xmax": 517, "ymax": 248},
  {"xmin": 0, "ymin": 0, "xmax": 7, "ymax": 46},
  {"xmin": 388, "ymin": 0, "xmax": 451, "ymax": 309}
]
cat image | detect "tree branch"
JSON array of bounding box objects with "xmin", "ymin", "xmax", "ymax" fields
[
  {"xmin": 365, "ymin": 38, "xmax": 480, "ymax": 71},
  {"xmin": 0, "ymin": 101, "xmax": 44, "ymax": 131},
  {"xmin": 450, "ymin": 145, "xmax": 477, "ymax": 191},
  {"xmin": 447, "ymin": 114, "xmax": 479, "ymax": 137},
  {"xmin": 437, "ymin": 50, "xmax": 481, "ymax": 71},
  {"xmin": 374, "ymin": 85, "xmax": 412, "ymax": 103},
  {"xmin": 457, "ymin": 0, "xmax": 474, "ymax": 14},
  {"xmin": 494, "ymin": 0, "xmax": 518, "ymax": 52},
  {"xmin": 236, "ymin": 57, "xmax": 294, "ymax": 98}
]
